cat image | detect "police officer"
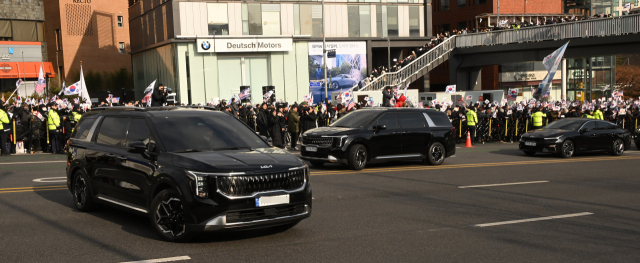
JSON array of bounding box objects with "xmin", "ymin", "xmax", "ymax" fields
[
  {"xmin": 582, "ymin": 109, "xmax": 595, "ymax": 119},
  {"xmin": 0, "ymin": 104, "xmax": 10, "ymax": 156},
  {"xmin": 531, "ymin": 108, "xmax": 547, "ymax": 129},
  {"xmin": 466, "ymin": 106, "xmax": 478, "ymax": 145},
  {"xmin": 594, "ymin": 106, "xmax": 604, "ymax": 120},
  {"xmin": 47, "ymin": 103, "xmax": 62, "ymax": 154},
  {"xmin": 70, "ymin": 105, "xmax": 82, "ymax": 133}
]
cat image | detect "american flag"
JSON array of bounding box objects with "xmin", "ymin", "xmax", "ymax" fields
[
  {"xmin": 112, "ymin": 97, "xmax": 120, "ymax": 104},
  {"xmin": 348, "ymin": 101, "xmax": 356, "ymax": 111},
  {"xmin": 239, "ymin": 88, "xmax": 251, "ymax": 100},
  {"xmin": 35, "ymin": 65, "xmax": 46, "ymax": 94}
]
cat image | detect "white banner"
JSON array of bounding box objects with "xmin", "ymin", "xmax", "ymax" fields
[{"xmin": 197, "ymin": 38, "xmax": 293, "ymax": 53}]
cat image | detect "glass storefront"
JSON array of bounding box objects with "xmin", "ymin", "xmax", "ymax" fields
[{"xmin": 566, "ymin": 56, "xmax": 615, "ymax": 102}]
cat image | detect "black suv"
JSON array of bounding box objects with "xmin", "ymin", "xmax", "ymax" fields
[
  {"xmin": 300, "ymin": 108, "xmax": 456, "ymax": 170},
  {"xmin": 66, "ymin": 107, "xmax": 311, "ymax": 242}
]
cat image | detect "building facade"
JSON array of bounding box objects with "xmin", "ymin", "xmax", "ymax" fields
[
  {"xmin": 0, "ymin": 0, "xmax": 56, "ymax": 94},
  {"xmin": 129, "ymin": 0, "xmax": 431, "ymax": 104},
  {"xmin": 43, "ymin": 0, "xmax": 132, "ymax": 84},
  {"xmin": 429, "ymin": 0, "xmax": 564, "ymax": 92}
]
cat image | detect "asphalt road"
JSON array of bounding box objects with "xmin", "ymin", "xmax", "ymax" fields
[{"xmin": 1, "ymin": 144, "xmax": 640, "ymax": 262}]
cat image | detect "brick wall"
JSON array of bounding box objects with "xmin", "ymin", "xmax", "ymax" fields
[
  {"xmin": 494, "ymin": 0, "xmax": 562, "ymax": 14},
  {"xmin": 0, "ymin": 0, "xmax": 45, "ymax": 20}
]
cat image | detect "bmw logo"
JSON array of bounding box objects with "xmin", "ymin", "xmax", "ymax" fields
[{"xmin": 201, "ymin": 41, "xmax": 211, "ymax": 50}]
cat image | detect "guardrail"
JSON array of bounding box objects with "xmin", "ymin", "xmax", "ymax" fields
[
  {"xmin": 356, "ymin": 13, "xmax": 640, "ymax": 92},
  {"xmin": 357, "ymin": 36, "xmax": 456, "ymax": 91}
]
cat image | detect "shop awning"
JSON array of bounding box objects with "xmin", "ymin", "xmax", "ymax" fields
[{"xmin": 0, "ymin": 62, "xmax": 56, "ymax": 79}]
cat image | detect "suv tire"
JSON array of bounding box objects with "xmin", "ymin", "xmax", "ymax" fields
[
  {"xmin": 348, "ymin": 144, "xmax": 367, "ymax": 170},
  {"xmin": 73, "ymin": 171, "xmax": 96, "ymax": 212},
  {"xmin": 150, "ymin": 189, "xmax": 193, "ymax": 242},
  {"xmin": 424, "ymin": 142, "xmax": 445, "ymax": 165}
]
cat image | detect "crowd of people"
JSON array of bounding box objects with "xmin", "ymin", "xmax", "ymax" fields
[{"xmin": 1, "ymin": 79, "xmax": 638, "ymax": 156}]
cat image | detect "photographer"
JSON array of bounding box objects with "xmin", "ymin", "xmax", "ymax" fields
[
  {"xmin": 299, "ymin": 102, "xmax": 317, "ymax": 134},
  {"xmin": 151, "ymin": 84, "xmax": 168, "ymax": 106}
]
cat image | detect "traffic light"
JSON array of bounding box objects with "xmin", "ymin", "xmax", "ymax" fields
[{"xmin": 578, "ymin": 82, "xmax": 584, "ymax": 89}]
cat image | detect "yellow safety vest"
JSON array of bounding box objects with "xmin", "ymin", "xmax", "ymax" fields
[
  {"xmin": 582, "ymin": 114, "xmax": 594, "ymax": 119},
  {"xmin": 466, "ymin": 110, "xmax": 478, "ymax": 126},
  {"xmin": 594, "ymin": 110, "xmax": 603, "ymax": 120},
  {"xmin": 72, "ymin": 112, "xmax": 82, "ymax": 122},
  {"xmin": 0, "ymin": 110, "xmax": 8, "ymax": 130},
  {"xmin": 48, "ymin": 109, "xmax": 60, "ymax": 130},
  {"xmin": 531, "ymin": 112, "xmax": 546, "ymax": 127}
]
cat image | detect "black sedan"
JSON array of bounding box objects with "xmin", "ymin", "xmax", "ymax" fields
[
  {"xmin": 300, "ymin": 108, "xmax": 456, "ymax": 170},
  {"xmin": 519, "ymin": 118, "xmax": 631, "ymax": 158}
]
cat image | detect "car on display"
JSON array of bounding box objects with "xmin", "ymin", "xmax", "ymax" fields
[
  {"xmin": 66, "ymin": 107, "xmax": 312, "ymax": 242},
  {"xmin": 519, "ymin": 118, "xmax": 632, "ymax": 158},
  {"xmin": 331, "ymin": 74, "xmax": 358, "ymax": 90},
  {"xmin": 299, "ymin": 108, "xmax": 456, "ymax": 170}
]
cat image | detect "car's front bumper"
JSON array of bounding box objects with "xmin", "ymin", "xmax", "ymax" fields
[
  {"xmin": 519, "ymin": 141, "xmax": 560, "ymax": 153},
  {"xmin": 192, "ymin": 204, "xmax": 312, "ymax": 232},
  {"xmin": 299, "ymin": 144, "xmax": 348, "ymax": 164}
]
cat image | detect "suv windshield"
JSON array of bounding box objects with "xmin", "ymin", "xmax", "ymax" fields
[
  {"xmin": 543, "ymin": 119, "xmax": 584, "ymax": 130},
  {"xmin": 330, "ymin": 110, "xmax": 381, "ymax": 128},
  {"xmin": 153, "ymin": 115, "xmax": 269, "ymax": 152}
]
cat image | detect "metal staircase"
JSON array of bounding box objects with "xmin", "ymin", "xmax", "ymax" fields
[{"xmin": 355, "ymin": 13, "xmax": 640, "ymax": 92}]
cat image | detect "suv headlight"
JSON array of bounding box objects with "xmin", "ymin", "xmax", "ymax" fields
[
  {"xmin": 186, "ymin": 171, "xmax": 209, "ymax": 198},
  {"xmin": 330, "ymin": 136, "xmax": 348, "ymax": 147}
]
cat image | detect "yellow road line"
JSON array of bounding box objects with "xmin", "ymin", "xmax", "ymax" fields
[
  {"xmin": 0, "ymin": 185, "xmax": 67, "ymax": 191},
  {"xmin": 0, "ymin": 187, "xmax": 68, "ymax": 194},
  {"xmin": 311, "ymin": 156, "xmax": 640, "ymax": 176}
]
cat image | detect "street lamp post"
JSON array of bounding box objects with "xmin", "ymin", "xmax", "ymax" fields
[{"xmin": 322, "ymin": 0, "xmax": 328, "ymax": 103}]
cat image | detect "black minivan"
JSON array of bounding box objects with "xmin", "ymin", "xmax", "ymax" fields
[
  {"xmin": 66, "ymin": 107, "xmax": 312, "ymax": 242},
  {"xmin": 300, "ymin": 108, "xmax": 456, "ymax": 170}
]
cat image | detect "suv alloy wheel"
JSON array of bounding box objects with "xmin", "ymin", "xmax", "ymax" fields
[
  {"xmin": 150, "ymin": 189, "xmax": 193, "ymax": 242},
  {"xmin": 73, "ymin": 171, "xmax": 95, "ymax": 211}
]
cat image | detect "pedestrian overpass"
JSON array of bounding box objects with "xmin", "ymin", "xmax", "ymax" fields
[{"xmin": 357, "ymin": 13, "xmax": 640, "ymax": 92}]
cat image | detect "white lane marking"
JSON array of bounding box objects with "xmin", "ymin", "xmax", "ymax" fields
[
  {"xmin": 33, "ymin": 177, "xmax": 67, "ymax": 183},
  {"xmin": 459, "ymin": 180, "xmax": 549, "ymax": 188},
  {"xmin": 475, "ymin": 212, "xmax": 593, "ymax": 227},
  {"xmin": 0, "ymin": 161, "xmax": 66, "ymax": 165},
  {"xmin": 121, "ymin": 256, "xmax": 191, "ymax": 263}
]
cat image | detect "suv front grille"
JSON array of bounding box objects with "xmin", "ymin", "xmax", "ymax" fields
[
  {"xmin": 303, "ymin": 136, "xmax": 332, "ymax": 147},
  {"xmin": 226, "ymin": 204, "xmax": 306, "ymax": 224},
  {"xmin": 216, "ymin": 169, "xmax": 306, "ymax": 197}
]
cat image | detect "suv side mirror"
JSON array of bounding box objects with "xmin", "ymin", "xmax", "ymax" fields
[
  {"xmin": 127, "ymin": 141, "xmax": 147, "ymax": 154},
  {"xmin": 375, "ymin": 124, "xmax": 387, "ymax": 131}
]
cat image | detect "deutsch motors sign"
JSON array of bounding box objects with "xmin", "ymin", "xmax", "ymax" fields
[{"xmin": 197, "ymin": 38, "xmax": 293, "ymax": 53}]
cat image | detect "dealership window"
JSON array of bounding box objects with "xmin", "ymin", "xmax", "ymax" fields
[
  {"xmin": 241, "ymin": 4, "xmax": 249, "ymax": 35},
  {"xmin": 208, "ymin": 3, "xmax": 229, "ymax": 35},
  {"xmin": 441, "ymin": 0, "xmax": 450, "ymax": 11},
  {"xmin": 376, "ymin": 6, "xmax": 388, "ymax": 38},
  {"xmin": 501, "ymin": 62, "xmax": 534, "ymax": 72},
  {"xmin": 457, "ymin": 21, "xmax": 466, "ymax": 31},
  {"xmin": 409, "ymin": 6, "xmax": 419, "ymax": 36},
  {"xmin": 299, "ymin": 4, "xmax": 312, "ymax": 36},
  {"xmin": 457, "ymin": 0, "xmax": 466, "ymax": 8},
  {"xmin": 119, "ymin": 42, "xmax": 125, "ymax": 54},
  {"xmin": 117, "ymin": 16, "xmax": 124, "ymax": 27},
  {"xmin": 248, "ymin": 4, "xmax": 262, "ymax": 35},
  {"xmin": 387, "ymin": 6, "xmax": 398, "ymax": 37},
  {"xmin": 348, "ymin": 6, "xmax": 360, "ymax": 37},
  {"xmin": 312, "ymin": 5, "xmax": 323, "ymax": 38},
  {"xmin": 55, "ymin": 29, "xmax": 62, "ymax": 51},
  {"xmin": 294, "ymin": 4, "xmax": 300, "ymax": 35},
  {"xmin": 262, "ymin": 4, "xmax": 281, "ymax": 35},
  {"xmin": 359, "ymin": 5, "xmax": 371, "ymax": 37}
]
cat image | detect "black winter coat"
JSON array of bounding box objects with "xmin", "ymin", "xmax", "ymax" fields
[
  {"xmin": 382, "ymin": 89, "xmax": 394, "ymax": 107},
  {"xmin": 268, "ymin": 114, "xmax": 285, "ymax": 147},
  {"xmin": 256, "ymin": 109, "xmax": 269, "ymax": 136},
  {"xmin": 151, "ymin": 90, "xmax": 167, "ymax": 106}
]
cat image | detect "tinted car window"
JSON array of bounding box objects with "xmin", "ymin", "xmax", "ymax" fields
[
  {"xmin": 96, "ymin": 117, "xmax": 129, "ymax": 147},
  {"xmin": 125, "ymin": 118, "xmax": 155, "ymax": 151},
  {"xmin": 153, "ymin": 114, "xmax": 269, "ymax": 152},
  {"xmin": 399, "ymin": 113, "xmax": 426, "ymax": 128},
  {"xmin": 375, "ymin": 113, "xmax": 399, "ymax": 129},
  {"xmin": 544, "ymin": 119, "xmax": 585, "ymax": 130},
  {"xmin": 425, "ymin": 111, "xmax": 453, "ymax": 127},
  {"xmin": 582, "ymin": 121, "xmax": 597, "ymax": 130},
  {"xmin": 331, "ymin": 110, "xmax": 381, "ymax": 128},
  {"xmin": 73, "ymin": 118, "xmax": 96, "ymax": 140}
]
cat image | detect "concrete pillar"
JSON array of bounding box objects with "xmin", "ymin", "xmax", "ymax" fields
[{"xmin": 561, "ymin": 58, "xmax": 567, "ymax": 100}]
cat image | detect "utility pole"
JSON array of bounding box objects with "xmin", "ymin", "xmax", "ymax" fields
[
  {"xmin": 322, "ymin": 0, "xmax": 328, "ymax": 103},
  {"xmin": 497, "ymin": 0, "xmax": 500, "ymax": 27},
  {"xmin": 387, "ymin": 37, "xmax": 391, "ymax": 70}
]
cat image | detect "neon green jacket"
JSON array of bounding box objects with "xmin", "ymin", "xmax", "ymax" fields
[
  {"xmin": 466, "ymin": 110, "xmax": 478, "ymax": 126},
  {"xmin": 531, "ymin": 112, "xmax": 546, "ymax": 127},
  {"xmin": 48, "ymin": 109, "xmax": 60, "ymax": 130},
  {"xmin": 0, "ymin": 110, "xmax": 8, "ymax": 130},
  {"xmin": 594, "ymin": 110, "xmax": 603, "ymax": 120}
]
